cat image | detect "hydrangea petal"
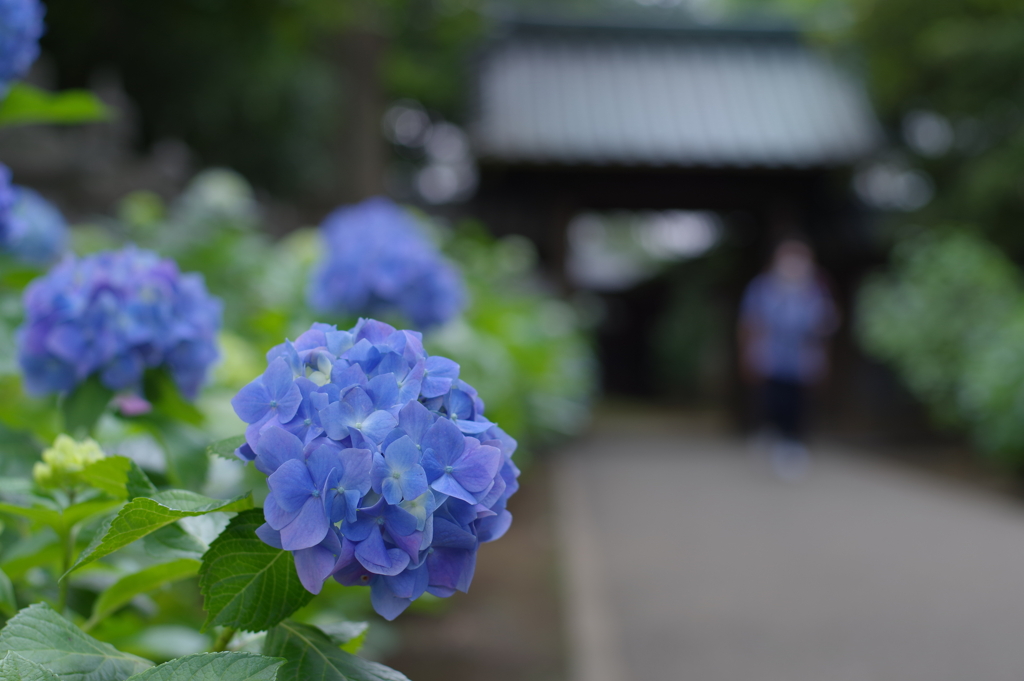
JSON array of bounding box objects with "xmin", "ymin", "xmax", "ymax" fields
[
  {"xmin": 268, "ymin": 459, "xmax": 317, "ymax": 513},
  {"xmin": 430, "ymin": 473, "xmax": 477, "ymax": 505},
  {"xmin": 231, "ymin": 379, "xmax": 269, "ymax": 423},
  {"xmin": 338, "ymin": 447, "xmax": 373, "ymax": 493},
  {"xmin": 421, "ymin": 418, "xmax": 465, "ymax": 471},
  {"xmin": 254, "ymin": 426, "xmax": 304, "ymax": 475},
  {"xmin": 263, "ymin": 492, "xmax": 299, "ymax": 531},
  {"xmin": 385, "ymin": 562, "xmax": 429, "ymax": 601},
  {"xmin": 355, "ymin": 528, "xmax": 409, "ymax": 575},
  {"xmin": 477, "ymin": 509, "xmax": 513, "ymax": 543},
  {"xmin": 294, "ymin": 543, "xmax": 340, "ymax": 594},
  {"xmin": 255, "ymin": 523, "xmax": 283, "ymax": 549},
  {"xmin": 358, "ymin": 409, "xmax": 399, "ymax": 444},
  {"xmin": 452, "ymin": 443, "xmax": 502, "ymax": 493},
  {"xmin": 398, "ymin": 400, "xmax": 434, "ymax": 445},
  {"xmin": 280, "ymin": 496, "xmax": 330, "ymax": 551},
  {"xmin": 370, "ymin": 578, "xmax": 414, "ymax": 621}
]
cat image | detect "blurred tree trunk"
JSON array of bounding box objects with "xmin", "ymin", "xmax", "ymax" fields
[{"xmin": 336, "ymin": 28, "xmax": 387, "ymax": 203}]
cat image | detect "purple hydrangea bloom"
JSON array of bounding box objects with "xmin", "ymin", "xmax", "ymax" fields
[
  {"xmin": 0, "ymin": 163, "xmax": 68, "ymax": 265},
  {"xmin": 16, "ymin": 246, "xmax": 222, "ymax": 399},
  {"xmin": 1, "ymin": 186, "xmax": 69, "ymax": 264},
  {"xmin": 0, "ymin": 0, "xmax": 44, "ymax": 91},
  {"xmin": 308, "ymin": 197, "xmax": 466, "ymax": 329},
  {"xmin": 233, "ymin": 319, "xmax": 519, "ymax": 620}
]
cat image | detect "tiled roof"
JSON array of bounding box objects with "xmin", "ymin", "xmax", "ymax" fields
[{"xmin": 471, "ymin": 21, "xmax": 882, "ymax": 168}]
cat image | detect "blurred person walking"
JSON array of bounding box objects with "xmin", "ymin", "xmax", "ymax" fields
[{"xmin": 739, "ymin": 239, "xmax": 838, "ymax": 479}]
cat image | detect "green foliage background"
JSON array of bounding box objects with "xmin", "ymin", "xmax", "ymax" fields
[
  {"xmin": 40, "ymin": 0, "xmax": 483, "ymax": 199},
  {"xmin": 856, "ymin": 231, "xmax": 1024, "ymax": 465}
]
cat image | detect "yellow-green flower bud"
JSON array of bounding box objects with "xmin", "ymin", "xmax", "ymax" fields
[
  {"xmin": 35, "ymin": 434, "xmax": 106, "ymax": 489},
  {"xmin": 32, "ymin": 461, "xmax": 54, "ymax": 488}
]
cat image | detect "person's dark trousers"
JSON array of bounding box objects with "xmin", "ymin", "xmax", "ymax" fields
[{"xmin": 763, "ymin": 377, "xmax": 804, "ymax": 441}]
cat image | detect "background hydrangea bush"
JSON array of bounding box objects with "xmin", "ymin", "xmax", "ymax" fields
[
  {"xmin": 0, "ymin": 162, "xmax": 67, "ymax": 266},
  {"xmin": 857, "ymin": 229, "xmax": 1024, "ymax": 466},
  {"xmin": 309, "ymin": 196, "xmax": 466, "ymax": 329},
  {"xmin": 17, "ymin": 246, "xmax": 222, "ymax": 400}
]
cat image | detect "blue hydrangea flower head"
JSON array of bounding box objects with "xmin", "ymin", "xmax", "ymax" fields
[
  {"xmin": 233, "ymin": 319, "xmax": 519, "ymax": 620},
  {"xmin": 308, "ymin": 197, "xmax": 466, "ymax": 329},
  {"xmin": 0, "ymin": 0, "xmax": 44, "ymax": 91},
  {"xmin": 1, "ymin": 185, "xmax": 68, "ymax": 264},
  {"xmin": 16, "ymin": 246, "xmax": 223, "ymax": 399}
]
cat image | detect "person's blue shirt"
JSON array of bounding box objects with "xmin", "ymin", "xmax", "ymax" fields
[{"xmin": 740, "ymin": 272, "xmax": 838, "ymax": 384}]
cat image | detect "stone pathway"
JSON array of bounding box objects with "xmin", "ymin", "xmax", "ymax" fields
[{"xmin": 556, "ymin": 415, "xmax": 1024, "ymax": 681}]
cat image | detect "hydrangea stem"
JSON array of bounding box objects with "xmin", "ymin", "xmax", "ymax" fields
[
  {"xmin": 57, "ymin": 489, "xmax": 76, "ymax": 613},
  {"xmin": 212, "ymin": 626, "xmax": 236, "ymax": 652}
]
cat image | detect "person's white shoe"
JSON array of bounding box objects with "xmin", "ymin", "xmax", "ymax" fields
[{"xmin": 770, "ymin": 440, "xmax": 810, "ymax": 481}]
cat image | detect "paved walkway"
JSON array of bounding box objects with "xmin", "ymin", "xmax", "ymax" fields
[{"xmin": 556, "ymin": 415, "xmax": 1024, "ymax": 681}]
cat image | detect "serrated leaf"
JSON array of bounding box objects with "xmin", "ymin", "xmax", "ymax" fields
[
  {"xmin": 0, "ymin": 568, "xmax": 15, "ymax": 617},
  {"xmin": 122, "ymin": 652, "xmax": 283, "ymax": 681},
  {"xmin": 0, "ymin": 603, "xmax": 152, "ymax": 681},
  {"xmin": 198, "ymin": 509, "xmax": 312, "ymax": 633},
  {"xmin": 68, "ymin": 491, "xmax": 253, "ymax": 574},
  {"xmin": 62, "ymin": 376, "xmax": 115, "ymax": 438},
  {"xmin": 88, "ymin": 559, "xmax": 201, "ymax": 626},
  {"xmin": 143, "ymin": 523, "xmax": 208, "ymax": 561},
  {"xmin": 208, "ymin": 435, "xmax": 246, "ymax": 461},
  {"xmin": 0, "ymin": 83, "xmax": 110, "ymax": 127},
  {"xmin": 263, "ymin": 621, "xmax": 408, "ymax": 681},
  {"xmin": 0, "ymin": 652, "xmax": 61, "ymax": 681},
  {"xmin": 80, "ymin": 456, "xmax": 158, "ymax": 500}
]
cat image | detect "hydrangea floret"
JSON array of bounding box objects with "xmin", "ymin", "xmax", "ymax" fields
[
  {"xmin": 17, "ymin": 246, "xmax": 223, "ymax": 399},
  {"xmin": 308, "ymin": 197, "xmax": 465, "ymax": 329},
  {"xmin": 33, "ymin": 434, "xmax": 105, "ymax": 489},
  {"xmin": 0, "ymin": 0, "xmax": 44, "ymax": 92},
  {"xmin": 231, "ymin": 319, "xmax": 519, "ymax": 620}
]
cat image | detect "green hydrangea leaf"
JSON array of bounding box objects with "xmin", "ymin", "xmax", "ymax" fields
[
  {"xmin": 263, "ymin": 621, "xmax": 408, "ymax": 681},
  {"xmin": 67, "ymin": 491, "xmax": 253, "ymax": 575},
  {"xmin": 143, "ymin": 523, "xmax": 209, "ymax": 561},
  {"xmin": 207, "ymin": 436, "xmax": 246, "ymax": 461},
  {"xmin": 198, "ymin": 509, "xmax": 313, "ymax": 633},
  {"xmin": 80, "ymin": 456, "xmax": 158, "ymax": 500},
  {"xmin": 88, "ymin": 558, "xmax": 201, "ymax": 627},
  {"xmin": 61, "ymin": 376, "xmax": 115, "ymax": 438},
  {"xmin": 122, "ymin": 652, "xmax": 283, "ymax": 681},
  {"xmin": 0, "ymin": 603, "xmax": 152, "ymax": 681},
  {"xmin": 0, "ymin": 652, "xmax": 61, "ymax": 681}
]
